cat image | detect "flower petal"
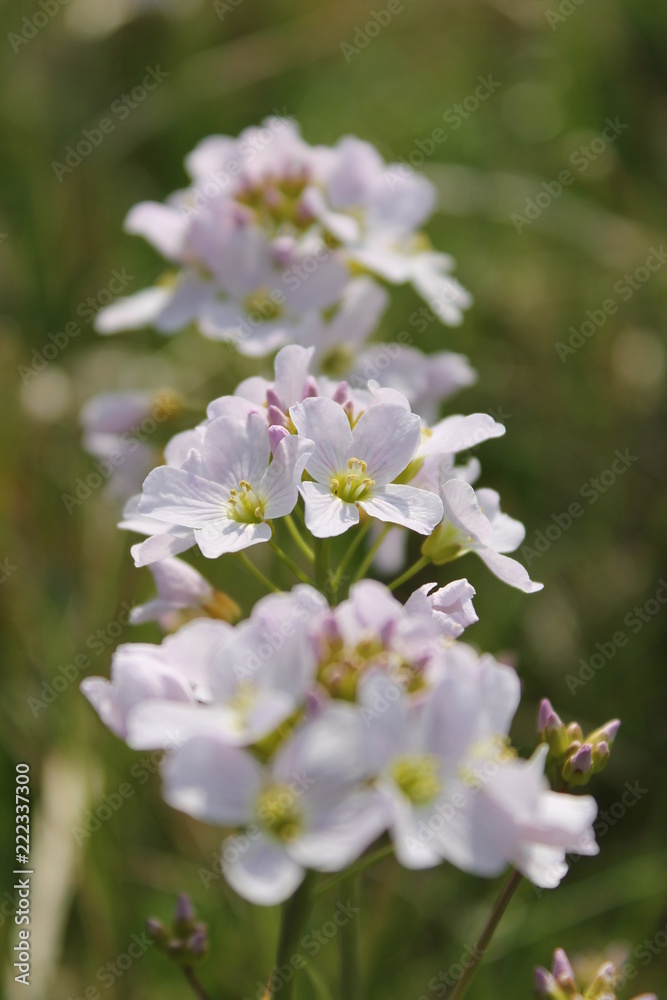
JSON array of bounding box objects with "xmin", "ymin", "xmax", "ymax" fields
[
  {"xmin": 162, "ymin": 735, "xmax": 262, "ymax": 825},
  {"xmin": 300, "ymin": 480, "xmax": 359, "ymax": 537},
  {"xmin": 359, "ymin": 484, "xmax": 443, "ymax": 535},
  {"xmin": 352, "ymin": 403, "xmax": 421, "ymax": 483},
  {"xmin": 290, "ymin": 397, "xmax": 353, "ymax": 483}
]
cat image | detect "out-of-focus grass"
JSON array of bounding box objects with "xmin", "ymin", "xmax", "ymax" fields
[{"xmin": 0, "ymin": 0, "xmax": 666, "ymax": 997}]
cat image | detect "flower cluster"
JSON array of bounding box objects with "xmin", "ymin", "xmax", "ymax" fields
[
  {"xmin": 81, "ymin": 118, "xmax": 613, "ymax": 953},
  {"xmin": 84, "ymin": 577, "xmax": 596, "ymax": 905}
]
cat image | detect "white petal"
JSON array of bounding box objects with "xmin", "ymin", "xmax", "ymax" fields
[
  {"xmin": 139, "ymin": 467, "xmax": 230, "ymax": 527},
  {"xmin": 300, "ymin": 481, "xmax": 359, "ymax": 537},
  {"xmin": 476, "ymin": 548, "xmax": 543, "ymax": 593},
  {"xmin": 94, "ymin": 287, "xmax": 172, "ymax": 334},
  {"xmin": 261, "ymin": 436, "xmax": 313, "ymax": 519},
  {"xmin": 290, "ymin": 397, "xmax": 353, "ymax": 483},
  {"xmin": 359, "ymin": 484, "xmax": 443, "ymax": 534},
  {"xmin": 195, "ymin": 520, "xmax": 271, "ymax": 558},
  {"xmin": 202, "ymin": 413, "xmax": 270, "ymax": 489},
  {"xmin": 439, "ymin": 479, "xmax": 494, "ymax": 545},
  {"xmin": 224, "ymin": 834, "xmax": 304, "ymax": 906},
  {"xmin": 352, "ymin": 403, "xmax": 420, "ymax": 484},
  {"xmin": 125, "ymin": 201, "xmax": 188, "ymax": 260},
  {"xmin": 162, "ymin": 735, "xmax": 262, "ymax": 825}
]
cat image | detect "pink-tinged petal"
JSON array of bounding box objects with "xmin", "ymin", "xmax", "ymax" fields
[
  {"xmin": 425, "ymin": 414, "xmax": 505, "ymax": 456},
  {"xmin": 162, "ymin": 735, "xmax": 262, "ymax": 825},
  {"xmin": 126, "ymin": 702, "xmax": 224, "ymax": 750},
  {"xmin": 195, "ymin": 520, "xmax": 271, "ymax": 558},
  {"xmin": 202, "ymin": 413, "xmax": 270, "ymax": 489},
  {"xmin": 125, "ymin": 201, "xmax": 188, "ymax": 260},
  {"xmin": 273, "ymin": 344, "xmax": 315, "ymax": 408},
  {"xmin": 476, "ymin": 488, "xmax": 526, "ymax": 552},
  {"xmin": 290, "ymin": 397, "xmax": 353, "ymax": 483},
  {"xmin": 139, "ymin": 467, "xmax": 229, "ymax": 527},
  {"xmin": 440, "ymin": 479, "xmax": 494, "ymax": 545},
  {"xmin": 300, "ymin": 481, "xmax": 359, "ymax": 537},
  {"xmin": 224, "ymin": 834, "xmax": 304, "ymax": 906},
  {"xmin": 156, "ymin": 274, "xmax": 211, "ymax": 333},
  {"xmin": 476, "ymin": 548, "xmax": 543, "ymax": 593},
  {"xmin": 130, "ymin": 530, "xmax": 195, "ymax": 567},
  {"xmin": 233, "ymin": 375, "xmax": 271, "ymax": 408},
  {"xmin": 80, "ymin": 391, "xmax": 153, "ymax": 435},
  {"xmin": 352, "ymin": 403, "xmax": 421, "ymax": 484},
  {"xmin": 94, "ymin": 287, "xmax": 173, "ymax": 334},
  {"xmin": 360, "ymin": 484, "xmax": 443, "ymax": 535},
  {"xmin": 130, "ymin": 556, "xmax": 211, "ymax": 624},
  {"xmin": 262, "ymin": 436, "xmax": 314, "ymax": 519},
  {"xmin": 207, "ymin": 395, "xmax": 264, "ymax": 422}
]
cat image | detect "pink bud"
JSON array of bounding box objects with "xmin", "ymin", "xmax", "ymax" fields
[
  {"xmin": 268, "ymin": 424, "xmax": 290, "ymax": 452},
  {"xmin": 552, "ymin": 947, "xmax": 576, "ymax": 987}
]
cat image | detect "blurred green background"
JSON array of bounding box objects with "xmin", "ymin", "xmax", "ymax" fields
[{"xmin": 1, "ymin": 0, "xmax": 666, "ymax": 997}]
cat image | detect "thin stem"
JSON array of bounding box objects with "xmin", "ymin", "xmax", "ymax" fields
[
  {"xmin": 387, "ymin": 554, "xmax": 430, "ymax": 592},
  {"xmin": 448, "ymin": 869, "xmax": 523, "ymax": 1000},
  {"xmin": 182, "ymin": 966, "xmax": 213, "ymax": 1000},
  {"xmin": 284, "ymin": 514, "xmax": 315, "ymax": 562},
  {"xmin": 268, "ymin": 539, "xmax": 314, "ymax": 585},
  {"xmin": 304, "ymin": 961, "xmax": 334, "ymax": 1000},
  {"xmin": 270, "ymin": 871, "xmax": 317, "ymax": 999},
  {"xmin": 352, "ymin": 523, "xmax": 392, "ymax": 583},
  {"xmin": 316, "ymin": 844, "xmax": 394, "ymax": 896},
  {"xmin": 313, "ymin": 537, "xmax": 330, "ymax": 593},
  {"xmin": 330, "ymin": 519, "xmax": 373, "ymax": 595},
  {"xmin": 237, "ymin": 552, "xmax": 282, "ymax": 594},
  {"xmin": 339, "ymin": 873, "xmax": 362, "ymax": 1000}
]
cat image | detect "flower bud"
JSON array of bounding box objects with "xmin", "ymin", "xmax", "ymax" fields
[
  {"xmin": 552, "ymin": 948, "xmax": 577, "ymax": 991},
  {"xmin": 534, "ymin": 967, "xmax": 566, "ymax": 998},
  {"xmin": 173, "ymin": 893, "xmax": 197, "ymax": 937},
  {"xmin": 203, "ymin": 589, "xmax": 242, "ymax": 624},
  {"xmin": 538, "ymin": 699, "xmax": 570, "ymax": 758},
  {"xmin": 563, "ymin": 743, "xmax": 594, "ymax": 787},
  {"xmin": 184, "ymin": 925, "xmax": 209, "ymax": 964},
  {"xmin": 565, "ymin": 722, "xmax": 584, "ymax": 745},
  {"xmin": 588, "ymin": 720, "xmax": 621, "ymax": 750},
  {"xmin": 146, "ymin": 918, "xmax": 169, "ymax": 949},
  {"xmin": 586, "ymin": 961, "xmax": 617, "ymax": 998}
]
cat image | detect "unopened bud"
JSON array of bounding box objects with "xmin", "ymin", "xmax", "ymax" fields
[
  {"xmin": 146, "ymin": 918, "xmax": 169, "ymax": 949},
  {"xmin": 563, "ymin": 743, "xmax": 593, "ymax": 786},
  {"xmin": 591, "ymin": 740, "xmax": 610, "ymax": 774},
  {"xmin": 565, "ymin": 722, "xmax": 583, "ymax": 745},
  {"xmin": 552, "ymin": 948, "xmax": 577, "ymax": 992},
  {"xmin": 173, "ymin": 893, "xmax": 196, "ymax": 937},
  {"xmin": 185, "ymin": 925, "xmax": 208, "ymax": 964},
  {"xmin": 586, "ymin": 961, "xmax": 617, "ymax": 998},
  {"xmin": 534, "ymin": 967, "xmax": 565, "ymax": 999},
  {"xmin": 268, "ymin": 424, "xmax": 290, "ymax": 452},
  {"xmin": 538, "ymin": 699, "xmax": 570, "ymax": 758},
  {"xmin": 588, "ymin": 719, "xmax": 621, "ymax": 749}
]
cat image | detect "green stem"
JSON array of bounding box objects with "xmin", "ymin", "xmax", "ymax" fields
[
  {"xmin": 448, "ymin": 869, "xmax": 523, "ymax": 1000},
  {"xmin": 351, "ymin": 523, "xmax": 392, "ymax": 583},
  {"xmin": 316, "ymin": 844, "xmax": 394, "ymax": 896},
  {"xmin": 314, "ymin": 537, "xmax": 330, "ymax": 593},
  {"xmin": 182, "ymin": 966, "xmax": 212, "ymax": 1000},
  {"xmin": 268, "ymin": 539, "xmax": 314, "ymax": 585},
  {"xmin": 237, "ymin": 552, "xmax": 282, "ymax": 594},
  {"xmin": 270, "ymin": 871, "xmax": 317, "ymax": 999},
  {"xmin": 329, "ymin": 519, "xmax": 373, "ymax": 596},
  {"xmin": 387, "ymin": 554, "xmax": 430, "ymax": 592},
  {"xmin": 339, "ymin": 873, "xmax": 362, "ymax": 1000},
  {"xmin": 284, "ymin": 514, "xmax": 314, "ymax": 562}
]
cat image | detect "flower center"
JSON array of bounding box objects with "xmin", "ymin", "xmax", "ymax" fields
[
  {"xmin": 243, "ymin": 287, "xmax": 283, "ymax": 322},
  {"xmin": 255, "ymin": 784, "xmax": 302, "ymax": 842},
  {"xmin": 228, "ymin": 481, "xmax": 265, "ymax": 524},
  {"xmin": 330, "ymin": 457, "xmax": 375, "ymax": 504},
  {"xmin": 235, "ymin": 173, "xmax": 313, "ymax": 231},
  {"xmin": 391, "ymin": 754, "xmax": 443, "ymax": 806}
]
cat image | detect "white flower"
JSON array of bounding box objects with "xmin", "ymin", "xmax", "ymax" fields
[
  {"xmin": 403, "ymin": 580, "xmax": 478, "ymax": 638},
  {"xmin": 81, "ymin": 620, "xmax": 227, "ymax": 739},
  {"xmin": 138, "ymin": 413, "xmax": 313, "ymax": 557},
  {"xmin": 359, "ymin": 658, "xmax": 520, "ymax": 869},
  {"xmin": 290, "ymin": 396, "xmax": 443, "ymax": 538},
  {"xmin": 425, "ymin": 477, "xmax": 543, "ymax": 593},
  {"xmin": 162, "ymin": 703, "xmax": 386, "ymax": 905},
  {"xmin": 127, "ymin": 588, "xmax": 323, "ymax": 751},
  {"xmin": 129, "ymin": 556, "xmax": 228, "ymax": 628}
]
